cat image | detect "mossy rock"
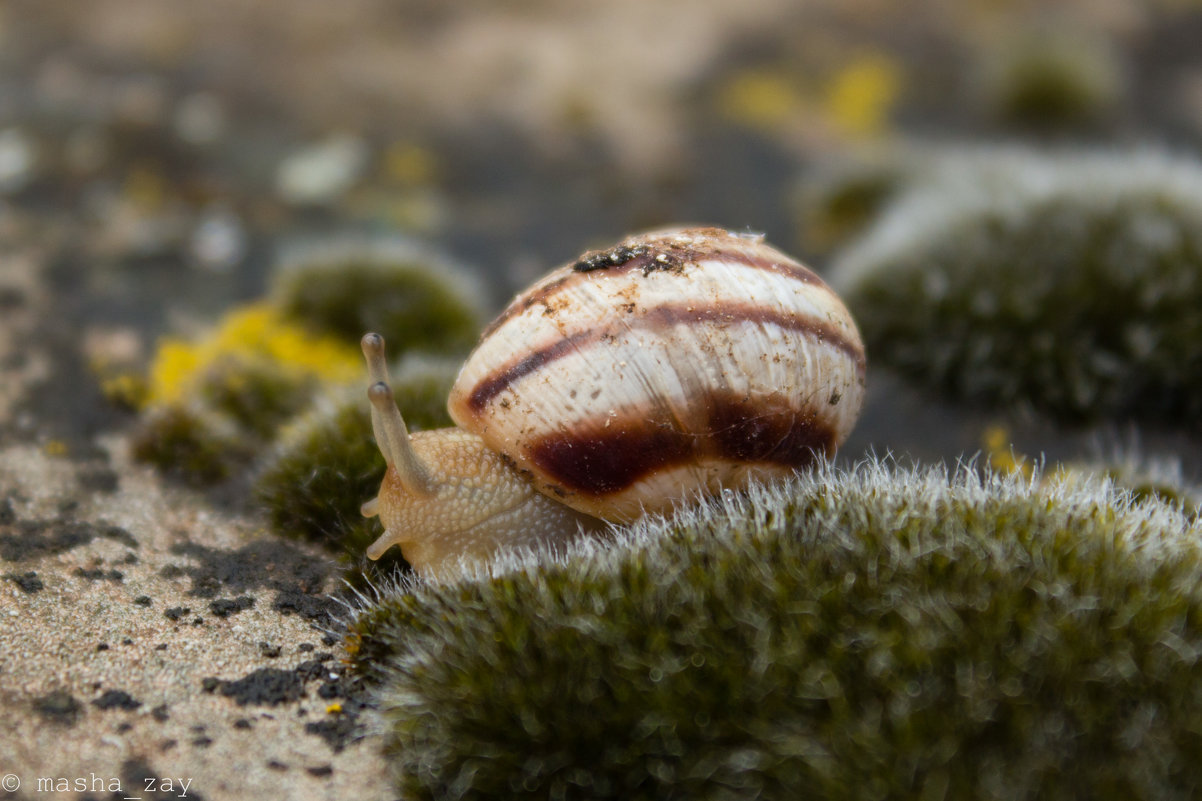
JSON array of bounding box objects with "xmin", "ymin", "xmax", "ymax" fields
[
  {"xmin": 347, "ymin": 459, "xmax": 1202, "ymax": 801},
  {"xmin": 131, "ymin": 403, "xmax": 254, "ymax": 486},
  {"xmin": 197, "ymin": 352, "xmax": 324, "ymax": 438},
  {"xmin": 976, "ymin": 30, "xmax": 1124, "ymax": 131},
  {"xmin": 794, "ymin": 151, "xmax": 911, "ymax": 254},
  {"xmin": 831, "ymin": 149, "xmax": 1202, "ymax": 427},
  {"xmin": 254, "ymin": 356, "xmax": 458, "ymax": 568},
  {"xmin": 271, "ymin": 237, "xmax": 485, "ymax": 357},
  {"xmin": 133, "ymin": 303, "xmax": 364, "ymax": 483}
]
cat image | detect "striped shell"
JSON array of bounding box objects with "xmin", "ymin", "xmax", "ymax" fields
[{"xmin": 447, "ymin": 226, "xmax": 866, "ymax": 523}]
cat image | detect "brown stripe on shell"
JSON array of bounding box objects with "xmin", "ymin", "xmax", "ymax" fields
[
  {"xmin": 465, "ymin": 329, "xmax": 593, "ymax": 412},
  {"xmin": 527, "ymin": 393, "xmax": 836, "ymax": 496},
  {"xmin": 476, "ymin": 234, "xmax": 831, "ymax": 342},
  {"xmin": 465, "ymin": 300, "xmax": 866, "ymax": 413}
]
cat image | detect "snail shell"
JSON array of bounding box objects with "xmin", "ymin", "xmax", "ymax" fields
[
  {"xmin": 448, "ymin": 225, "xmax": 866, "ymax": 522},
  {"xmin": 362, "ymin": 226, "xmax": 866, "ymax": 575}
]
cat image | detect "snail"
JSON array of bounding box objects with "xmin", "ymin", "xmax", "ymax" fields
[{"xmin": 360, "ymin": 226, "xmax": 866, "ymax": 576}]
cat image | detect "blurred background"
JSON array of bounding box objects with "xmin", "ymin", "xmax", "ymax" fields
[{"xmin": 2, "ymin": 0, "xmax": 1201, "ymax": 469}]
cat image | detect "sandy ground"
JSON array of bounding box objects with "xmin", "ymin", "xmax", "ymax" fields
[
  {"xmin": 0, "ymin": 448, "xmax": 394, "ymax": 801},
  {"xmin": 0, "ymin": 223, "xmax": 393, "ymax": 800}
]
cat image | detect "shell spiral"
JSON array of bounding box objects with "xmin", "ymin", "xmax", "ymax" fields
[{"xmin": 448, "ymin": 226, "xmax": 866, "ymax": 523}]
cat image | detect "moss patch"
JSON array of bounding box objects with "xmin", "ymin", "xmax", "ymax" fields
[
  {"xmin": 349, "ymin": 459, "xmax": 1202, "ymax": 801},
  {"xmin": 976, "ymin": 29, "xmax": 1124, "ymax": 131},
  {"xmin": 832, "ymin": 148, "xmax": 1202, "ymax": 427},
  {"xmin": 130, "ymin": 402, "xmax": 254, "ymax": 486},
  {"xmin": 272, "ymin": 238, "xmax": 484, "ymax": 357}
]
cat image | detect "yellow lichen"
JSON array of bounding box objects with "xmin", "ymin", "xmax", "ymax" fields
[
  {"xmin": 983, "ymin": 424, "xmax": 1032, "ymax": 479},
  {"xmin": 824, "ymin": 53, "xmax": 902, "ymax": 138},
  {"xmin": 326, "ymin": 702, "xmax": 343, "ymax": 715},
  {"xmin": 714, "ymin": 69, "xmax": 805, "ymax": 132},
  {"xmin": 124, "ymin": 165, "xmax": 167, "ymax": 210},
  {"xmin": 146, "ymin": 303, "xmax": 361, "ymax": 408},
  {"xmin": 99, "ymin": 372, "xmax": 150, "ymax": 409},
  {"xmin": 385, "ymin": 142, "xmax": 439, "ymax": 186}
]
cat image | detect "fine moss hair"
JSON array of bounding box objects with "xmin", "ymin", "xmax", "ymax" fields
[
  {"xmin": 1060, "ymin": 437, "xmax": 1201, "ymax": 521},
  {"xmin": 254, "ymin": 355, "xmax": 458, "ymax": 563},
  {"xmin": 831, "ymin": 148, "xmax": 1202, "ymax": 426},
  {"xmin": 347, "ymin": 458, "xmax": 1202, "ymax": 801},
  {"xmin": 271, "ymin": 236, "xmax": 486, "ymax": 357}
]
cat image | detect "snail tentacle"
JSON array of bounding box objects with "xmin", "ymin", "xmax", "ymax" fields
[{"xmin": 368, "ymin": 381, "xmax": 434, "ymax": 494}]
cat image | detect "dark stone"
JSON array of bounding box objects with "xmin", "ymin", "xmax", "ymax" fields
[
  {"xmin": 295, "ymin": 659, "xmax": 329, "ymax": 682},
  {"xmin": 122, "ymin": 757, "xmax": 205, "ymax": 801},
  {"xmin": 73, "ymin": 566, "xmax": 124, "ymax": 582},
  {"xmin": 33, "ymin": 690, "xmax": 82, "ymax": 725},
  {"xmin": 272, "ymin": 588, "xmax": 340, "ymax": 621},
  {"xmin": 208, "ymin": 596, "xmax": 254, "ymax": 618},
  {"xmin": 0, "ymin": 519, "xmax": 114, "ymax": 561},
  {"xmin": 213, "ymin": 668, "xmax": 305, "ymax": 706},
  {"xmin": 93, "ymin": 690, "xmax": 141, "ymax": 711},
  {"xmin": 5, "ymin": 570, "xmax": 43, "ymax": 593},
  {"xmin": 305, "ymin": 714, "xmax": 365, "ymax": 753},
  {"xmin": 164, "ymin": 606, "xmax": 191, "ymax": 622},
  {"xmin": 166, "ymin": 540, "xmax": 336, "ymax": 623}
]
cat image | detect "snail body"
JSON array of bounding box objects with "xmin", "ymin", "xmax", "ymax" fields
[{"xmin": 362, "ymin": 226, "xmax": 866, "ymax": 576}]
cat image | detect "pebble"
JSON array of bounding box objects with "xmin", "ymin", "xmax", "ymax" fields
[
  {"xmin": 0, "ymin": 128, "xmax": 36, "ymax": 193},
  {"xmin": 276, "ymin": 135, "xmax": 368, "ymax": 204},
  {"xmin": 174, "ymin": 92, "xmax": 228, "ymax": 145},
  {"xmin": 190, "ymin": 206, "xmax": 247, "ymax": 272}
]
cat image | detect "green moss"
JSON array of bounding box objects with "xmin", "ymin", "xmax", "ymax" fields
[
  {"xmin": 1061, "ymin": 443, "xmax": 1201, "ymax": 521},
  {"xmin": 977, "ymin": 30, "xmax": 1124, "ymax": 131},
  {"xmin": 348, "ymin": 459, "xmax": 1202, "ymax": 801},
  {"xmin": 832, "ymin": 148, "xmax": 1202, "ymax": 426},
  {"xmin": 133, "ymin": 235, "xmax": 480, "ymax": 488},
  {"xmin": 134, "ymin": 302, "xmax": 364, "ymax": 482},
  {"xmin": 794, "ymin": 151, "xmax": 910, "ymax": 253},
  {"xmin": 253, "ymin": 356, "xmax": 458, "ymax": 567},
  {"xmin": 130, "ymin": 404, "xmax": 253, "ymax": 486},
  {"xmin": 271, "ymin": 238, "xmax": 485, "ymax": 357},
  {"xmin": 197, "ymin": 352, "xmax": 323, "ymax": 438}
]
